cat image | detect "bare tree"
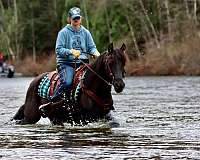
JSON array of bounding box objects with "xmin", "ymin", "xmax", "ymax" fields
[
  {"xmin": 14, "ymin": 0, "xmax": 19, "ymax": 61},
  {"xmin": 53, "ymin": 0, "xmax": 58, "ymax": 28},
  {"xmin": 193, "ymin": 0, "xmax": 197, "ymax": 25},
  {"xmin": 104, "ymin": 0, "xmax": 112, "ymax": 43},
  {"xmin": 140, "ymin": 12, "xmax": 151, "ymax": 42},
  {"xmin": 184, "ymin": 0, "xmax": 190, "ymax": 19},
  {"xmin": 0, "ymin": 0, "xmax": 4, "ymax": 33},
  {"xmin": 139, "ymin": 0, "xmax": 160, "ymax": 48},
  {"xmin": 156, "ymin": 0, "xmax": 161, "ymax": 28},
  {"xmin": 118, "ymin": 0, "xmax": 141, "ymax": 57},
  {"xmin": 156, "ymin": 0, "xmax": 163, "ymax": 39},
  {"xmin": 31, "ymin": 1, "xmax": 36, "ymax": 63},
  {"xmin": 164, "ymin": 0, "xmax": 172, "ymax": 40},
  {"xmin": 82, "ymin": 0, "xmax": 89, "ymax": 29}
]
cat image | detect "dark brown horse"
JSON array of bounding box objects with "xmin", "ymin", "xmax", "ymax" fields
[{"xmin": 13, "ymin": 43, "xmax": 126, "ymax": 126}]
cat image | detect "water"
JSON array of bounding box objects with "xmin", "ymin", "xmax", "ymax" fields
[{"xmin": 1, "ymin": 76, "xmax": 200, "ymax": 159}]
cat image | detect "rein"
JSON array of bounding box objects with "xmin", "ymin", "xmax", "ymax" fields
[
  {"xmin": 80, "ymin": 81, "xmax": 112, "ymax": 111},
  {"xmin": 80, "ymin": 59, "xmax": 113, "ymax": 86}
]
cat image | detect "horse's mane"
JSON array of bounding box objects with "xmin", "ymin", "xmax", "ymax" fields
[{"xmin": 90, "ymin": 51, "xmax": 107, "ymax": 69}]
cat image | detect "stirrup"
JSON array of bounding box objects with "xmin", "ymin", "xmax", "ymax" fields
[
  {"xmin": 39, "ymin": 102, "xmax": 52, "ymax": 118},
  {"xmin": 39, "ymin": 102, "xmax": 52, "ymax": 109}
]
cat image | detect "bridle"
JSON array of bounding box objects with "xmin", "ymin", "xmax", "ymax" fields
[{"xmin": 80, "ymin": 55, "xmax": 114, "ymax": 86}]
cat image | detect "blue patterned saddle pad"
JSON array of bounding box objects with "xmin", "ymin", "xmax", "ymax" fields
[{"xmin": 38, "ymin": 74, "xmax": 51, "ymax": 99}]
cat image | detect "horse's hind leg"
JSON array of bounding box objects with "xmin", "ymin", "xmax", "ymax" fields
[
  {"xmin": 13, "ymin": 73, "xmax": 46, "ymax": 125},
  {"xmin": 12, "ymin": 103, "xmax": 41, "ymax": 125},
  {"xmin": 13, "ymin": 104, "xmax": 25, "ymax": 120},
  {"xmin": 13, "ymin": 103, "xmax": 41, "ymax": 125},
  {"xmin": 22, "ymin": 106, "xmax": 41, "ymax": 124},
  {"xmin": 21, "ymin": 91, "xmax": 42, "ymax": 124}
]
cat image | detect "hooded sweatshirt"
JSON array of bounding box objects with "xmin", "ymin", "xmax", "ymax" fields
[{"xmin": 55, "ymin": 24, "xmax": 98, "ymax": 65}]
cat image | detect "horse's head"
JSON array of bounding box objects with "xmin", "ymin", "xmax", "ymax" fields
[{"xmin": 104, "ymin": 43, "xmax": 126, "ymax": 93}]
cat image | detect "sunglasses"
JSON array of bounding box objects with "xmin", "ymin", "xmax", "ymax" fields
[{"xmin": 72, "ymin": 17, "xmax": 81, "ymax": 21}]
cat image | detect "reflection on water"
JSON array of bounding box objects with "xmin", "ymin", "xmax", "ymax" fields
[{"xmin": 1, "ymin": 76, "xmax": 200, "ymax": 159}]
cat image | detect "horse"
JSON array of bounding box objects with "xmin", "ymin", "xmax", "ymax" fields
[{"xmin": 13, "ymin": 43, "xmax": 126, "ymax": 126}]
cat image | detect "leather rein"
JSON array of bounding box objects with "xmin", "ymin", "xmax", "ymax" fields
[{"xmin": 80, "ymin": 59, "xmax": 113, "ymax": 86}]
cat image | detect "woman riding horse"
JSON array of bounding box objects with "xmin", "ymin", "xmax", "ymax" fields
[
  {"xmin": 51, "ymin": 7, "xmax": 100, "ymax": 103},
  {"xmin": 13, "ymin": 43, "xmax": 126, "ymax": 126}
]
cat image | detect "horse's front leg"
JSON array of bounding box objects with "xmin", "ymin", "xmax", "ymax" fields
[{"xmin": 105, "ymin": 111, "xmax": 120, "ymax": 128}]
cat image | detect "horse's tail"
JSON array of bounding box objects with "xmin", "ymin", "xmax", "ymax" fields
[{"xmin": 12, "ymin": 104, "xmax": 25, "ymax": 120}]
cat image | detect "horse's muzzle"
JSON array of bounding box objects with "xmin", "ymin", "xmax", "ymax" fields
[{"xmin": 113, "ymin": 78, "xmax": 125, "ymax": 93}]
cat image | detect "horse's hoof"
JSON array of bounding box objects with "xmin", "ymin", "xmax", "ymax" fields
[
  {"xmin": 51, "ymin": 118, "xmax": 64, "ymax": 126},
  {"xmin": 108, "ymin": 121, "xmax": 120, "ymax": 128}
]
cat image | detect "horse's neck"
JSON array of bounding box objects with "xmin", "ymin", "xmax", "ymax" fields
[{"xmin": 83, "ymin": 59, "xmax": 111, "ymax": 97}]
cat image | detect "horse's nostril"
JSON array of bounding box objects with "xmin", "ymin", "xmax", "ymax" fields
[{"xmin": 113, "ymin": 79, "xmax": 125, "ymax": 93}]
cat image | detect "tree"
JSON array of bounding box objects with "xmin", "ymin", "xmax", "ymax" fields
[
  {"xmin": 164, "ymin": 0, "xmax": 172, "ymax": 40},
  {"xmin": 139, "ymin": 0, "xmax": 160, "ymax": 48},
  {"xmin": 119, "ymin": 0, "xmax": 141, "ymax": 57}
]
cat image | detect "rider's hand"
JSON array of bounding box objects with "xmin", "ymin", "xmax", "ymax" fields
[
  {"xmin": 70, "ymin": 49, "xmax": 80, "ymax": 58},
  {"xmin": 92, "ymin": 51, "xmax": 100, "ymax": 59}
]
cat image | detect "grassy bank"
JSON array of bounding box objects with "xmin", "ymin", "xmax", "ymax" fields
[
  {"xmin": 15, "ymin": 55, "xmax": 56, "ymax": 76},
  {"xmin": 15, "ymin": 31, "xmax": 200, "ymax": 77}
]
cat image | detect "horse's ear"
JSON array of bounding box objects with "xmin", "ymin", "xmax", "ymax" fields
[
  {"xmin": 108, "ymin": 42, "xmax": 114, "ymax": 54},
  {"xmin": 120, "ymin": 43, "xmax": 126, "ymax": 51}
]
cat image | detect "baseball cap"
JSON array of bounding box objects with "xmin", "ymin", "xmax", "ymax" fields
[{"xmin": 68, "ymin": 7, "xmax": 81, "ymax": 20}]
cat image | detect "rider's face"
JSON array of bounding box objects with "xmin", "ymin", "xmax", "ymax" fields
[{"xmin": 71, "ymin": 17, "xmax": 81, "ymax": 27}]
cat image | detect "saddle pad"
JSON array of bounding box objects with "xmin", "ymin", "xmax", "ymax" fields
[
  {"xmin": 38, "ymin": 74, "xmax": 50, "ymax": 99},
  {"xmin": 38, "ymin": 72, "xmax": 60, "ymax": 99}
]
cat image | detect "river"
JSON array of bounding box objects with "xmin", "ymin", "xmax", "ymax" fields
[{"xmin": 0, "ymin": 76, "xmax": 200, "ymax": 159}]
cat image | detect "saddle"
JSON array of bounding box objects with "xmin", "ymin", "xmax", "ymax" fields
[
  {"xmin": 48, "ymin": 71, "xmax": 59, "ymax": 97},
  {"xmin": 48, "ymin": 65, "xmax": 86, "ymax": 98}
]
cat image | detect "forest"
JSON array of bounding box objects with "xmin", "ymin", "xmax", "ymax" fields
[{"xmin": 1, "ymin": 0, "xmax": 200, "ymax": 76}]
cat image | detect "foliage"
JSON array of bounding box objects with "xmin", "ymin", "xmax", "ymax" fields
[{"xmin": 0, "ymin": 0, "xmax": 200, "ymax": 65}]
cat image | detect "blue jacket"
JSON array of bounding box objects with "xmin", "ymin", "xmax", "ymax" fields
[{"xmin": 55, "ymin": 24, "xmax": 98, "ymax": 65}]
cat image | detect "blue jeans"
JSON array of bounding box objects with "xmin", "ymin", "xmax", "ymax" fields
[{"xmin": 51, "ymin": 64, "xmax": 74, "ymax": 100}]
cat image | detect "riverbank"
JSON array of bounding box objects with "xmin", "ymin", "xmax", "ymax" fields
[
  {"xmin": 15, "ymin": 55, "xmax": 56, "ymax": 76},
  {"xmin": 126, "ymin": 31, "xmax": 200, "ymax": 76}
]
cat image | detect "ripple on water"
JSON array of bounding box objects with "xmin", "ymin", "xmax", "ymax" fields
[{"xmin": 1, "ymin": 77, "xmax": 200, "ymax": 159}]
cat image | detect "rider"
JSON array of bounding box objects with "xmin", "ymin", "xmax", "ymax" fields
[
  {"xmin": 51, "ymin": 7, "xmax": 100, "ymax": 102},
  {"xmin": 0, "ymin": 52, "xmax": 3, "ymax": 65},
  {"xmin": 0, "ymin": 52, "xmax": 4, "ymax": 72}
]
